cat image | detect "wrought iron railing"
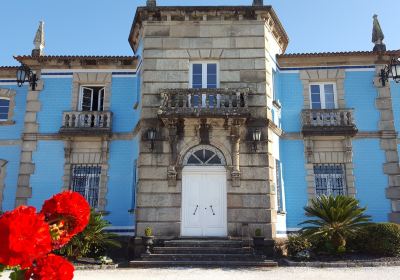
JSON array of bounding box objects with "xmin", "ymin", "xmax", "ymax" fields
[
  {"xmin": 158, "ymin": 88, "xmax": 250, "ymax": 118},
  {"xmin": 60, "ymin": 111, "xmax": 112, "ymax": 133},
  {"xmin": 301, "ymin": 109, "xmax": 357, "ymax": 136}
]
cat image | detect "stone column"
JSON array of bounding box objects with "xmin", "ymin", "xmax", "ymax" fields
[
  {"xmin": 15, "ymin": 74, "xmax": 43, "ymax": 207},
  {"xmin": 231, "ymin": 120, "xmax": 241, "ymax": 187},
  {"xmin": 165, "ymin": 118, "xmax": 178, "ymax": 187},
  {"xmin": 374, "ymin": 66, "xmax": 400, "ymax": 223}
]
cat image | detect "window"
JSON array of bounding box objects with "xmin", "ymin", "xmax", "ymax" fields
[
  {"xmin": 183, "ymin": 145, "xmax": 225, "ymax": 166},
  {"xmin": 275, "ymin": 159, "xmax": 284, "ymax": 213},
  {"xmin": 190, "ymin": 62, "xmax": 219, "ymax": 89},
  {"xmin": 0, "ymin": 98, "xmax": 10, "ymax": 121},
  {"xmin": 79, "ymin": 86, "xmax": 105, "ymax": 111},
  {"xmin": 71, "ymin": 164, "xmax": 101, "ymax": 208},
  {"xmin": 314, "ymin": 164, "xmax": 346, "ymax": 196},
  {"xmin": 310, "ymin": 83, "xmax": 337, "ymax": 109}
]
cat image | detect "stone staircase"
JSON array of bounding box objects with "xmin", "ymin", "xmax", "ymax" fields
[{"xmin": 129, "ymin": 239, "xmax": 277, "ymax": 267}]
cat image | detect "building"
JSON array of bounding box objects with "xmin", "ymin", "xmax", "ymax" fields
[{"xmin": 1, "ymin": 0, "xmax": 400, "ymax": 244}]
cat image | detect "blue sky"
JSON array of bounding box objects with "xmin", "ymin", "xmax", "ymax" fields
[{"xmin": 0, "ymin": 0, "xmax": 398, "ymax": 66}]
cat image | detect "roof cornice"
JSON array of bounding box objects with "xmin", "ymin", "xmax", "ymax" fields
[{"xmin": 128, "ymin": 5, "xmax": 289, "ymax": 53}]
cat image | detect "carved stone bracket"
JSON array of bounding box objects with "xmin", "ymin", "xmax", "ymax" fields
[
  {"xmin": 161, "ymin": 118, "xmax": 179, "ymax": 187},
  {"xmin": 199, "ymin": 119, "xmax": 211, "ymax": 144},
  {"xmin": 344, "ymin": 137, "xmax": 352, "ymax": 163}
]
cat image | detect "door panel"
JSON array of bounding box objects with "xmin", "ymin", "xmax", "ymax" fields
[{"xmin": 181, "ymin": 167, "xmax": 227, "ymax": 237}]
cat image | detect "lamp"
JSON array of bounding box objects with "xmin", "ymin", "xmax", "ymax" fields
[
  {"xmin": 380, "ymin": 57, "xmax": 400, "ymax": 86},
  {"xmin": 252, "ymin": 128, "xmax": 262, "ymax": 152},
  {"xmin": 147, "ymin": 128, "xmax": 157, "ymax": 152},
  {"xmin": 16, "ymin": 65, "xmax": 38, "ymax": 90}
]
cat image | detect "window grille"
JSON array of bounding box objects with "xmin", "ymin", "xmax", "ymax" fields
[
  {"xmin": 71, "ymin": 164, "xmax": 101, "ymax": 208},
  {"xmin": 314, "ymin": 164, "xmax": 346, "ymax": 196}
]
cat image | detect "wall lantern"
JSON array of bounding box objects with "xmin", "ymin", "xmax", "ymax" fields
[
  {"xmin": 252, "ymin": 128, "xmax": 262, "ymax": 152},
  {"xmin": 147, "ymin": 128, "xmax": 157, "ymax": 152},
  {"xmin": 16, "ymin": 65, "xmax": 38, "ymax": 91},
  {"xmin": 380, "ymin": 57, "xmax": 400, "ymax": 86}
]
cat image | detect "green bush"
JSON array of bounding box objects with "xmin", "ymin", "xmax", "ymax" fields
[
  {"xmin": 145, "ymin": 226, "xmax": 153, "ymax": 237},
  {"xmin": 255, "ymin": 228, "xmax": 262, "ymax": 237},
  {"xmin": 57, "ymin": 209, "xmax": 121, "ymax": 260},
  {"xmin": 349, "ymin": 223, "xmax": 400, "ymax": 257},
  {"xmin": 286, "ymin": 234, "xmax": 312, "ymax": 257},
  {"xmin": 300, "ymin": 195, "xmax": 371, "ymax": 253}
]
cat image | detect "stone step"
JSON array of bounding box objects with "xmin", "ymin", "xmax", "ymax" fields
[
  {"xmin": 153, "ymin": 246, "xmax": 254, "ymax": 254},
  {"xmin": 129, "ymin": 260, "xmax": 278, "ymax": 268},
  {"xmin": 163, "ymin": 239, "xmax": 243, "ymax": 248},
  {"xmin": 142, "ymin": 253, "xmax": 264, "ymax": 261}
]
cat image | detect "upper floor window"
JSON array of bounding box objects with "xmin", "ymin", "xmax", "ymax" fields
[
  {"xmin": 190, "ymin": 62, "xmax": 219, "ymax": 89},
  {"xmin": 79, "ymin": 86, "xmax": 105, "ymax": 112},
  {"xmin": 0, "ymin": 98, "xmax": 10, "ymax": 121},
  {"xmin": 310, "ymin": 83, "xmax": 337, "ymax": 109},
  {"xmin": 314, "ymin": 164, "xmax": 346, "ymax": 196}
]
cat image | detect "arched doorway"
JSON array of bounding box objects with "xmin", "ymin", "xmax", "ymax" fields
[{"xmin": 181, "ymin": 145, "xmax": 227, "ymax": 237}]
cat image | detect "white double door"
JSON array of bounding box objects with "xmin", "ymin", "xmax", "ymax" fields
[{"xmin": 181, "ymin": 166, "xmax": 227, "ymax": 237}]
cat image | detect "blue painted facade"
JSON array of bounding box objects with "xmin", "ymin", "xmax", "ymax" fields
[
  {"xmin": 0, "ymin": 145, "xmax": 21, "ymax": 211},
  {"xmin": 352, "ymin": 139, "xmax": 390, "ymax": 222},
  {"xmin": 29, "ymin": 141, "xmax": 65, "ymax": 209},
  {"xmin": 345, "ymin": 71, "xmax": 380, "ymax": 132}
]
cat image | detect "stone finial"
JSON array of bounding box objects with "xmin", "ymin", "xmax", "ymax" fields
[
  {"xmin": 252, "ymin": 0, "xmax": 263, "ymax": 6},
  {"xmin": 32, "ymin": 21, "xmax": 45, "ymax": 56},
  {"xmin": 372, "ymin": 14, "xmax": 386, "ymax": 52},
  {"xmin": 146, "ymin": 0, "xmax": 157, "ymax": 8}
]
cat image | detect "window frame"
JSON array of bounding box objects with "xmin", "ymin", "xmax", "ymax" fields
[
  {"xmin": 78, "ymin": 85, "xmax": 105, "ymax": 112},
  {"xmin": 309, "ymin": 82, "xmax": 338, "ymax": 109},
  {"xmin": 189, "ymin": 61, "xmax": 220, "ymax": 89},
  {"xmin": 0, "ymin": 97, "xmax": 10, "ymax": 121}
]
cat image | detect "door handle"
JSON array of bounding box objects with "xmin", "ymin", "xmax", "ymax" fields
[
  {"xmin": 209, "ymin": 205, "xmax": 216, "ymax": 216},
  {"xmin": 193, "ymin": 205, "xmax": 199, "ymax": 215}
]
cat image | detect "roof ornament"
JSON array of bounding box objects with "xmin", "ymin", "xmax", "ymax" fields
[
  {"xmin": 32, "ymin": 21, "xmax": 45, "ymax": 57},
  {"xmin": 372, "ymin": 15, "xmax": 386, "ymax": 52},
  {"xmin": 252, "ymin": 0, "xmax": 263, "ymax": 6},
  {"xmin": 146, "ymin": 0, "xmax": 157, "ymax": 8}
]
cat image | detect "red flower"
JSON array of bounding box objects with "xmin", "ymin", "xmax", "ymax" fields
[
  {"xmin": 0, "ymin": 206, "xmax": 52, "ymax": 269},
  {"xmin": 26, "ymin": 254, "xmax": 74, "ymax": 280},
  {"xmin": 41, "ymin": 191, "xmax": 90, "ymax": 248}
]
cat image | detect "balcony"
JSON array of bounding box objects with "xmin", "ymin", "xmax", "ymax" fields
[
  {"xmin": 301, "ymin": 109, "xmax": 358, "ymax": 136},
  {"xmin": 59, "ymin": 111, "xmax": 112, "ymax": 135},
  {"xmin": 158, "ymin": 88, "xmax": 250, "ymax": 119}
]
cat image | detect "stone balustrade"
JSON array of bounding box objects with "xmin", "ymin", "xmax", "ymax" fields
[
  {"xmin": 158, "ymin": 88, "xmax": 250, "ymax": 118},
  {"xmin": 60, "ymin": 111, "xmax": 112, "ymax": 135},
  {"xmin": 301, "ymin": 109, "xmax": 358, "ymax": 136}
]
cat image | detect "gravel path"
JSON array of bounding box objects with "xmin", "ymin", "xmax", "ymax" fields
[
  {"xmin": 73, "ymin": 267, "xmax": 399, "ymax": 280},
  {"xmin": 2, "ymin": 267, "xmax": 399, "ymax": 279}
]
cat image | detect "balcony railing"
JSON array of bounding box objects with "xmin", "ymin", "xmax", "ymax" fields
[
  {"xmin": 59, "ymin": 111, "xmax": 112, "ymax": 135},
  {"xmin": 158, "ymin": 88, "xmax": 250, "ymax": 118},
  {"xmin": 301, "ymin": 109, "xmax": 358, "ymax": 136}
]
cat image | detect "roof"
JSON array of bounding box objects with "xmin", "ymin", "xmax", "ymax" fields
[
  {"xmin": 13, "ymin": 55, "xmax": 138, "ymax": 69},
  {"xmin": 128, "ymin": 5, "xmax": 289, "ymax": 53},
  {"xmin": 277, "ymin": 50, "xmax": 400, "ymax": 68},
  {"xmin": 277, "ymin": 50, "xmax": 400, "ymax": 58}
]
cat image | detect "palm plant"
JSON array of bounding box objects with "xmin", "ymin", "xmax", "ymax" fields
[
  {"xmin": 300, "ymin": 195, "xmax": 371, "ymax": 253},
  {"xmin": 58, "ymin": 209, "xmax": 121, "ymax": 260}
]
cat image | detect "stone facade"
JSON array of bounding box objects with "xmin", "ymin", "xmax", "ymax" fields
[{"xmin": 130, "ymin": 6, "xmax": 287, "ymax": 239}]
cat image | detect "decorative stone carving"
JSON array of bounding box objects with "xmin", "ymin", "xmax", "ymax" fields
[
  {"xmin": 32, "ymin": 21, "xmax": 45, "ymax": 56},
  {"xmin": 230, "ymin": 120, "xmax": 242, "ymax": 187},
  {"xmin": 372, "ymin": 15, "xmax": 386, "ymax": 52},
  {"xmin": 199, "ymin": 119, "xmax": 210, "ymax": 145}
]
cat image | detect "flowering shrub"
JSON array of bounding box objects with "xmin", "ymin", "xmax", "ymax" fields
[
  {"xmin": 41, "ymin": 192, "xmax": 90, "ymax": 249},
  {"xmin": 0, "ymin": 191, "xmax": 90, "ymax": 280}
]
